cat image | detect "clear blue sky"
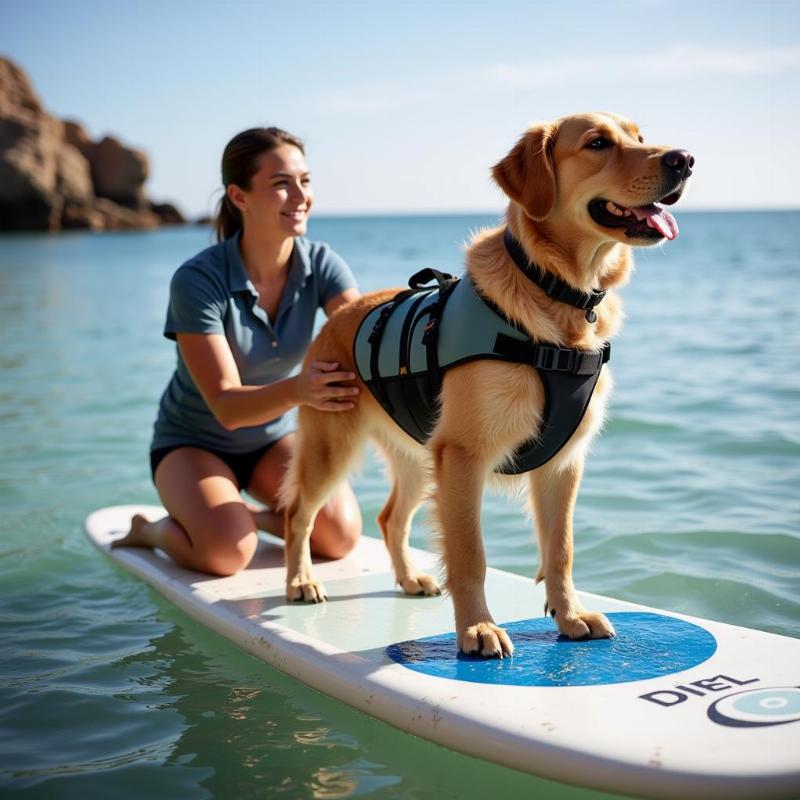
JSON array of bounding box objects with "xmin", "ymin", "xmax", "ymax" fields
[{"xmin": 2, "ymin": 0, "xmax": 798, "ymax": 216}]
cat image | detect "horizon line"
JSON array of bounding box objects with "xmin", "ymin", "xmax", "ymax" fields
[{"xmin": 306, "ymin": 207, "xmax": 800, "ymax": 219}]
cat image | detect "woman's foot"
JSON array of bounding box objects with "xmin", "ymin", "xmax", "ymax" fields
[{"xmin": 111, "ymin": 514, "xmax": 155, "ymax": 549}]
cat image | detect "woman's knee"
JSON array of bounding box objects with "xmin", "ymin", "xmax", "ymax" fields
[
  {"xmin": 311, "ymin": 487, "xmax": 362, "ymax": 559},
  {"xmin": 198, "ymin": 528, "xmax": 259, "ymax": 576},
  {"xmin": 191, "ymin": 505, "xmax": 259, "ymax": 576}
]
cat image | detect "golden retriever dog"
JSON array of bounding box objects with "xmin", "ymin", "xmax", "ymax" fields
[{"xmin": 280, "ymin": 112, "xmax": 693, "ymax": 658}]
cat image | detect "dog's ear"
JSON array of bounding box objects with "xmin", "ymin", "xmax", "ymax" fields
[{"xmin": 492, "ymin": 122, "xmax": 558, "ymax": 221}]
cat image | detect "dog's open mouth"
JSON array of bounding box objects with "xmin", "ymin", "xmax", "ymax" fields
[{"xmin": 588, "ymin": 193, "xmax": 682, "ymax": 241}]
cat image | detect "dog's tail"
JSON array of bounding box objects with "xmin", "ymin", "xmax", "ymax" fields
[{"xmin": 277, "ymin": 431, "xmax": 302, "ymax": 522}]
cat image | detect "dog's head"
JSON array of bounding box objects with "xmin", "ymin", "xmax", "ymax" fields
[{"xmin": 492, "ymin": 112, "xmax": 693, "ymax": 246}]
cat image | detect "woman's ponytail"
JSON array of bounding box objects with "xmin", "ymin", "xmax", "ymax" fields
[{"xmin": 213, "ymin": 193, "xmax": 243, "ymax": 243}]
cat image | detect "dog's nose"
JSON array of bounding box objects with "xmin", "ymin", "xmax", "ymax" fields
[{"xmin": 661, "ymin": 149, "xmax": 695, "ymax": 179}]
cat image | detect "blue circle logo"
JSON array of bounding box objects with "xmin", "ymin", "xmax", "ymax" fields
[
  {"xmin": 708, "ymin": 687, "xmax": 800, "ymax": 728},
  {"xmin": 386, "ymin": 612, "xmax": 717, "ymax": 687}
]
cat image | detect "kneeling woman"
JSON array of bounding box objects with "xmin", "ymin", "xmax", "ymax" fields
[{"xmin": 115, "ymin": 127, "xmax": 362, "ymax": 574}]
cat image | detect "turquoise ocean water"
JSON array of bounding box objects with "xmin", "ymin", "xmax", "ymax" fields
[{"xmin": 1, "ymin": 213, "xmax": 799, "ymax": 799}]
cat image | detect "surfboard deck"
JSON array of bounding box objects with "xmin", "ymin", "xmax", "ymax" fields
[{"xmin": 85, "ymin": 505, "xmax": 800, "ymax": 800}]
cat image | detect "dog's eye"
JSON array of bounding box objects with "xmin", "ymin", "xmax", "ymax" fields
[{"xmin": 586, "ymin": 137, "xmax": 613, "ymax": 150}]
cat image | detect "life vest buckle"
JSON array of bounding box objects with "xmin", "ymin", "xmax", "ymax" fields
[{"xmin": 534, "ymin": 345, "xmax": 575, "ymax": 372}]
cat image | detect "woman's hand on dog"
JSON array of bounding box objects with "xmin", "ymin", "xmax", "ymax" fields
[{"xmin": 295, "ymin": 361, "xmax": 360, "ymax": 412}]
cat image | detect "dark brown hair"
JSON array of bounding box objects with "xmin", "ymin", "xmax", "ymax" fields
[{"xmin": 214, "ymin": 127, "xmax": 305, "ymax": 242}]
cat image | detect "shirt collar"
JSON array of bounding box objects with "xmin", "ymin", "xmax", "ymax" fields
[{"xmin": 226, "ymin": 230, "xmax": 312, "ymax": 295}]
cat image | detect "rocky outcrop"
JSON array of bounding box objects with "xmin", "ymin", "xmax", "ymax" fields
[
  {"xmin": 0, "ymin": 58, "xmax": 42, "ymax": 114},
  {"xmin": 64, "ymin": 120, "xmax": 149, "ymax": 209},
  {"xmin": 149, "ymin": 201, "xmax": 185, "ymax": 225},
  {"xmin": 0, "ymin": 57, "xmax": 185, "ymax": 232}
]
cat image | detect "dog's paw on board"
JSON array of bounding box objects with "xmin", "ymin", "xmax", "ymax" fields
[
  {"xmin": 556, "ymin": 609, "xmax": 616, "ymax": 640},
  {"xmin": 459, "ymin": 621, "xmax": 515, "ymax": 659},
  {"xmin": 287, "ymin": 578, "xmax": 328, "ymax": 603},
  {"xmin": 398, "ymin": 573, "xmax": 442, "ymax": 596}
]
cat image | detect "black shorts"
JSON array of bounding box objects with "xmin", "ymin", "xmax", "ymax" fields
[{"xmin": 149, "ymin": 441, "xmax": 281, "ymax": 490}]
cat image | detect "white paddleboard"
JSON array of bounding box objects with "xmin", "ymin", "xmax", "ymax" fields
[{"xmin": 85, "ymin": 505, "xmax": 800, "ymax": 800}]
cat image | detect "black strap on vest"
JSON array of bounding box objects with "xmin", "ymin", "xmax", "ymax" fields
[
  {"xmin": 493, "ymin": 332, "xmax": 610, "ymax": 376},
  {"xmin": 366, "ymin": 269, "xmax": 457, "ymax": 414},
  {"xmin": 398, "ymin": 292, "xmax": 430, "ymax": 375},
  {"xmin": 503, "ymin": 229, "xmax": 607, "ymax": 323},
  {"xmin": 498, "ymin": 361, "xmax": 607, "ymax": 474},
  {"xmin": 408, "ymin": 267, "xmax": 455, "ymax": 292},
  {"xmin": 367, "ymin": 303, "xmax": 398, "ymax": 413},
  {"xmin": 415, "ymin": 269, "xmax": 459, "ymax": 398}
]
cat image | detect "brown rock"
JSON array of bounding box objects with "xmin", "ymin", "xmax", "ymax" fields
[
  {"xmin": 61, "ymin": 201, "xmax": 105, "ymax": 231},
  {"xmin": 149, "ymin": 201, "xmax": 185, "ymax": 225},
  {"xmin": 92, "ymin": 197, "xmax": 159, "ymax": 230},
  {"xmin": 90, "ymin": 135, "xmax": 148, "ymax": 209},
  {"xmin": 63, "ymin": 120, "xmax": 94, "ymax": 160},
  {"xmin": 55, "ymin": 142, "xmax": 94, "ymax": 202},
  {"xmin": 0, "ymin": 111, "xmax": 62, "ymax": 229},
  {"xmin": 61, "ymin": 199, "xmax": 160, "ymax": 231},
  {"xmin": 0, "ymin": 112, "xmax": 56, "ymax": 198},
  {"xmin": 0, "ymin": 57, "xmax": 42, "ymax": 115},
  {"xmin": 0, "ymin": 57, "xmax": 90, "ymax": 230},
  {"xmin": 65, "ymin": 121, "xmax": 152, "ymax": 211}
]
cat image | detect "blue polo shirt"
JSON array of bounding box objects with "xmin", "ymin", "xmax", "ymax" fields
[{"xmin": 151, "ymin": 231, "xmax": 357, "ymax": 453}]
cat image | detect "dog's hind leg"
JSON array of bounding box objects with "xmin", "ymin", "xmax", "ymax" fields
[
  {"xmin": 280, "ymin": 408, "xmax": 365, "ymax": 603},
  {"xmin": 529, "ymin": 457, "xmax": 616, "ymax": 639},
  {"xmin": 376, "ymin": 443, "xmax": 440, "ymax": 596}
]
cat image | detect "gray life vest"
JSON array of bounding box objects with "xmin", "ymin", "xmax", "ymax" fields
[{"xmin": 353, "ymin": 269, "xmax": 610, "ymax": 474}]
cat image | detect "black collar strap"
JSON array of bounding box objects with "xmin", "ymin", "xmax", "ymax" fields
[{"xmin": 503, "ymin": 229, "xmax": 606, "ymax": 323}]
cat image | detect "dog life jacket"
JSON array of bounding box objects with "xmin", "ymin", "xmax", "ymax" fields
[{"xmin": 353, "ymin": 268, "xmax": 611, "ymax": 474}]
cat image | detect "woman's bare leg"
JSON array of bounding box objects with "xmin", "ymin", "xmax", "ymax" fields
[
  {"xmin": 113, "ymin": 447, "xmax": 258, "ymax": 576},
  {"xmin": 245, "ymin": 433, "xmax": 362, "ymax": 559}
]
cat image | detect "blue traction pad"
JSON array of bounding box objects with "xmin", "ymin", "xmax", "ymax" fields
[{"xmin": 385, "ymin": 612, "xmax": 717, "ymax": 686}]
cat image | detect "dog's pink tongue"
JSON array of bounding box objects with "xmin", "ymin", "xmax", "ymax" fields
[{"xmin": 631, "ymin": 204, "xmax": 679, "ymax": 240}]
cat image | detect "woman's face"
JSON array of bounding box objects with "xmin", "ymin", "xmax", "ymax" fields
[{"xmin": 229, "ymin": 144, "xmax": 313, "ymax": 237}]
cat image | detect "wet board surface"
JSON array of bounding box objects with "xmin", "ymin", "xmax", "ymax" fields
[{"xmin": 85, "ymin": 505, "xmax": 800, "ymax": 800}]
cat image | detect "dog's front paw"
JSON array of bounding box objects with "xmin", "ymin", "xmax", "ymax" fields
[
  {"xmin": 459, "ymin": 621, "xmax": 514, "ymax": 658},
  {"xmin": 287, "ymin": 578, "xmax": 327, "ymax": 603},
  {"xmin": 553, "ymin": 608, "xmax": 615, "ymax": 640},
  {"xmin": 399, "ymin": 573, "xmax": 441, "ymax": 597}
]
